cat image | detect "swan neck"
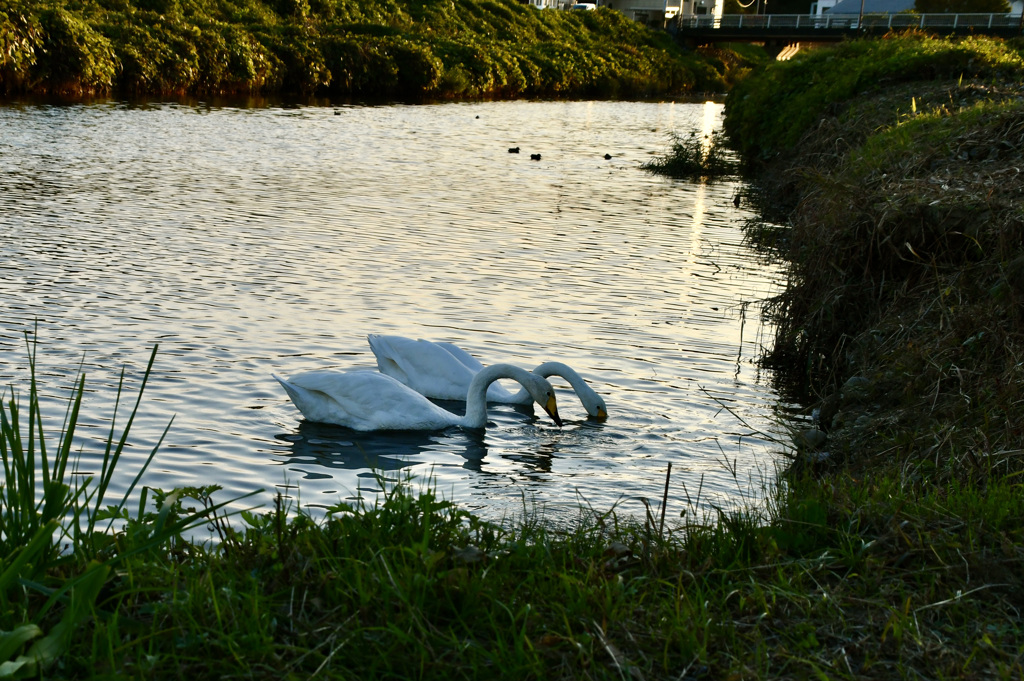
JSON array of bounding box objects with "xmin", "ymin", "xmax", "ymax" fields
[
  {"xmin": 533, "ymin": 362, "xmax": 584, "ymax": 390},
  {"xmin": 463, "ymin": 364, "xmax": 531, "ymax": 428},
  {"xmin": 507, "ymin": 362, "xmax": 581, "ymax": 402}
]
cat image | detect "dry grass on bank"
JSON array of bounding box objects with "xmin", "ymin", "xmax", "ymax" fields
[{"xmin": 756, "ymin": 81, "xmax": 1024, "ymax": 484}]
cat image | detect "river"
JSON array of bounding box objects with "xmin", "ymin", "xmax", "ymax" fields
[{"xmin": 0, "ymin": 98, "xmax": 788, "ymax": 527}]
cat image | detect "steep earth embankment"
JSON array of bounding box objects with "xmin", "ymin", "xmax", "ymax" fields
[{"xmin": 725, "ymin": 33, "xmax": 1024, "ymax": 482}]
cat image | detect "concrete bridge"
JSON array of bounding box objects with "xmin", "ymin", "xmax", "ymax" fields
[{"xmin": 675, "ymin": 12, "xmax": 1024, "ymax": 45}]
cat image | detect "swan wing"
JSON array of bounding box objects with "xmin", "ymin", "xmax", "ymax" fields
[
  {"xmin": 433, "ymin": 341, "xmax": 522, "ymax": 402},
  {"xmin": 275, "ymin": 370, "xmax": 460, "ymax": 431},
  {"xmin": 366, "ymin": 334, "xmax": 517, "ymax": 402},
  {"xmin": 435, "ymin": 341, "xmax": 486, "ymax": 372}
]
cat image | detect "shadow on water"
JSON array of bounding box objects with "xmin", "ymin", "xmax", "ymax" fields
[
  {"xmin": 273, "ymin": 418, "xmax": 490, "ymax": 475},
  {"xmin": 271, "ymin": 396, "xmax": 604, "ymax": 481}
]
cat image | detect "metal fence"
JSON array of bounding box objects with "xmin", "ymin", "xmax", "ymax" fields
[{"xmin": 678, "ymin": 12, "xmax": 1023, "ymax": 30}]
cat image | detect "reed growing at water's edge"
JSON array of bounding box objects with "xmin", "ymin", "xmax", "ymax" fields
[
  {"xmin": 0, "ymin": 0, "xmax": 762, "ymax": 99},
  {"xmin": 3, "ymin": 339, "xmax": 1022, "ymax": 679},
  {"xmin": 0, "ymin": 336, "xmax": 258, "ymax": 678},
  {"xmin": 641, "ymin": 129, "xmax": 739, "ymax": 180}
]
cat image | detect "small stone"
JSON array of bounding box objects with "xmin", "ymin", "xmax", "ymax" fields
[
  {"xmin": 816, "ymin": 393, "xmax": 841, "ymax": 428},
  {"xmin": 603, "ymin": 542, "xmax": 631, "ymax": 558},
  {"xmin": 453, "ymin": 545, "xmax": 486, "ymax": 564},
  {"xmin": 797, "ymin": 427, "xmax": 828, "ymax": 450},
  {"xmin": 841, "ymin": 376, "xmax": 872, "ymax": 404}
]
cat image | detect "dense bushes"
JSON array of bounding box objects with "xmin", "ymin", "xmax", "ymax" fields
[
  {"xmin": 0, "ymin": 5, "xmax": 43, "ymax": 88},
  {"xmin": 0, "ymin": 0, "xmax": 752, "ymax": 98}
]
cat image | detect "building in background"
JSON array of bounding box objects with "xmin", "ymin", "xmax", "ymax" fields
[
  {"xmin": 810, "ymin": 0, "xmax": 838, "ymax": 13},
  {"xmin": 600, "ymin": 0, "xmax": 721, "ymax": 26}
]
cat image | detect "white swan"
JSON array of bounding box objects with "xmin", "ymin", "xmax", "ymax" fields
[
  {"xmin": 366, "ymin": 334, "xmax": 608, "ymax": 420},
  {"xmin": 274, "ymin": 363, "xmax": 562, "ymax": 431}
]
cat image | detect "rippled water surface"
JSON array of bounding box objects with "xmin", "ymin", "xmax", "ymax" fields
[{"xmin": 1, "ymin": 99, "xmax": 786, "ymax": 524}]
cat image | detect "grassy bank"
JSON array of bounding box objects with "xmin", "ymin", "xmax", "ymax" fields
[
  {"xmin": 723, "ymin": 31, "xmax": 1024, "ymax": 674},
  {"xmin": 721, "ymin": 33, "xmax": 1024, "ymax": 479},
  {"xmin": 0, "ymin": 0, "xmax": 758, "ymax": 99},
  {"xmin": 644, "ymin": 30, "xmax": 1024, "ymax": 676}
]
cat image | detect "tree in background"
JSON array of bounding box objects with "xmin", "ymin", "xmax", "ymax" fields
[{"xmin": 915, "ymin": 0, "xmax": 1009, "ymax": 10}]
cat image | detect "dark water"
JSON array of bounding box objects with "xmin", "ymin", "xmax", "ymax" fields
[{"xmin": 0, "ymin": 98, "xmax": 788, "ymax": 525}]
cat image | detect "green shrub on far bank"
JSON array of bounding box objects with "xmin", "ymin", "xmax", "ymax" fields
[
  {"xmin": 0, "ymin": 5, "xmax": 43, "ymax": 87},
  {"xmin": 34, "ymin": 7, "xmax": 119, "ymax": 93},
  {"xmin": 0, "ymin": 0, "xmax": 758, "ymax": 98}
]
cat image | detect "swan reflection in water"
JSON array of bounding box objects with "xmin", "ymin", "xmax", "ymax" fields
[
  {"xmin": 275, "ymin": 419, "xmax": 486, "ymax": 472},
  {"xmin": 273, "ymin": 402, "xmax": 607, "ymax": 486}
]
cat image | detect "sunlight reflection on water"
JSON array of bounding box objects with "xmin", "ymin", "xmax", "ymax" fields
[{"xmin": 0, "ymin": 99, "xmax": 790, "ymax": 525}]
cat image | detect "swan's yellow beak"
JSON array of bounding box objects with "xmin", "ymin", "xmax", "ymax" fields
[
  {"xmin": 595, "ymin": 406, "xmax": 608, "ymax": 421},
  {"xmin": 544, "ymin": 395, "xmax": 563, "ymax": 427}
]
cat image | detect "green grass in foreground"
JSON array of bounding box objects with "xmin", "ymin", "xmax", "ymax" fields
[
  {"xmin": 3, "ymin": 343, "xmax": 1024, "ymax": 679},
  {"xmin": 0, "ymin": 336, "xmax": 258, "ymax": 679}
]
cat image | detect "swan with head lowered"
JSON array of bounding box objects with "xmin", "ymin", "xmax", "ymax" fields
[
  {"xmin": 366, "ymin": 334, "xmax": 608, "ymax": 420},
  {"xmin": 274, "ymin": 363, "xmax": 562, "ymax": 431}
]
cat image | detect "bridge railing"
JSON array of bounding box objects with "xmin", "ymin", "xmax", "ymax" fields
[{"xmin": 678, "ymin": 12, "xmax": 1023, "ymax": 31}]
